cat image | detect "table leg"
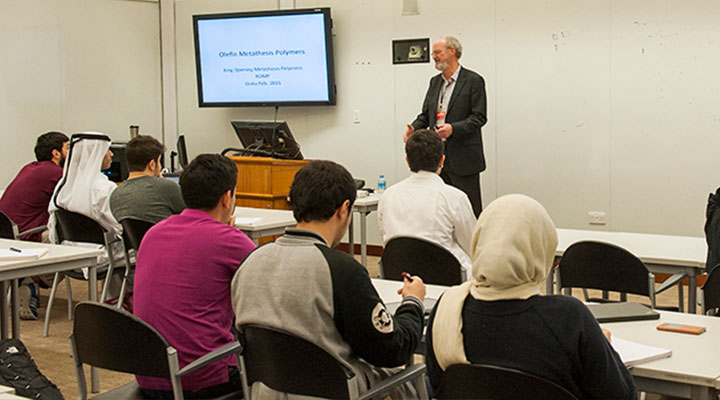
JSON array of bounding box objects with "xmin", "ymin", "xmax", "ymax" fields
[
  {"xmin": 11, "ymin": 279, "xmax": 19, "ymax": 339},
  {"xmin": 347, "ymin": 214, "xmax": 355, "ymax": 256},
  {"xmin": 89, "ymin": 264, "xmax": 99, "ymax": 393},
  {"xmin": 360, "ymin": 212, "xmax": 368, "ymax": 267},
  {"xmin": 0, "ymin": 281, "xmax": 7, "ymax": 339},
  {"xmin": 688, "ymin": 273, "xmax": 697, "ymax": 314}
]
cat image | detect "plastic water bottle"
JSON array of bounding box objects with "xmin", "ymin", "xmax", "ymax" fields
[{"xmin": 377, "ymin": 174, "xmax": 387, "ymax": 194}]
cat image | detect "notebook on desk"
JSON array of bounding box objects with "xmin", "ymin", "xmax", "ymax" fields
[
  {"xmin": 0, "ymin": 247, "xmax": 48, "ymax": 261},
  {"xmin": 587, "ymin": 302, "xmax": 660, "ymax": 323},
  {"xmin": 385, "ymin": 298, "xmax": 437, "ymax": 315},
  {"xmin": 611, "ymin": 336, "xmax": 672, "ymax": 367}
]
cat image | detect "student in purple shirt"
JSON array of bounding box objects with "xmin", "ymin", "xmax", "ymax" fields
[
  {"xmin": 134, "ymin": 154, "xmax": 254, "ymax": 398},
  {"xmin": 0, "ymin": 131, "xmax": 69, "ymax": 320}
]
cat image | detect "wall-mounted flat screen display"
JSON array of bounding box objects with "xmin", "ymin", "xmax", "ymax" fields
[{"xmin": 193, "ymin": 8, "xmax": 336, "ymax": 107}]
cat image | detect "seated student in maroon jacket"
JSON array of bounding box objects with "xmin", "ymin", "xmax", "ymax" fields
[
  {"xmin": 0, "ymin": 131, "xmax": 69, "ymax": 242},
  {"xmin": 0, "ymin": 131, "xmax": 69, "ymax": 320}
]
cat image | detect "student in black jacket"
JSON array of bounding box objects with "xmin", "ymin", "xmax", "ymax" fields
[{"xmin": 426, "ymin": 194, "xmax": 636, "ymax": 399}]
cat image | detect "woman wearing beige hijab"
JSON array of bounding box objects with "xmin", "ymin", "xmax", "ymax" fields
[{"xmin": 425, "ymin": 194, "xmax": 635, "ymax": 399}]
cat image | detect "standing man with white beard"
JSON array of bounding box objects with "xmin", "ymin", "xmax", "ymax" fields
[{"xmin": 404, "ymin": 36, "xmax": 487, "ymax": 217}]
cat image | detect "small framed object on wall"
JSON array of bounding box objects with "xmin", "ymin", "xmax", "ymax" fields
[{"xmin": 392, "ymin": 38, "xmax": 430, "ymax": 64}]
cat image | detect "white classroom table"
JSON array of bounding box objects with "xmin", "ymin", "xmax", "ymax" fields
[
  {"xmin": 374, "ymin": 278, "xmax": 720, "ymax": 399},
  {"xmin": 551, "ymin": 228, "xmax": 707, "ymax": 313},
  {"xmin": 233, "ymin": 207, "xmax": 295, "ymax": 244},
  {"xmin": 233, "ymin": 200, "xmax": 378, "ymax": 262},
  {"xmin": 0, "ymin": 238, "xmax": 102, "ymax": 392},
  {"xmin": 0, "ymin": 239, "xmax": 102, "ymax": 338},
  {"xmin": 602, "ymin": 310, "xmax": 720, "ymax": 400},
  {"xmin": 348, "ymin": 194, "xmax": 380, "ymax": 267}
]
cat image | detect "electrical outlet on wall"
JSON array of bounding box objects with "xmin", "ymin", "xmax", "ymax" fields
[{"xmin": 588, "ymin": 211, "xmax": 606, "ymax": 225}]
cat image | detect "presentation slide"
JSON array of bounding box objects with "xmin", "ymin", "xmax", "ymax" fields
[{"xmin": 196, "ymin": 13, "xmax": 331, "ymax": 104}]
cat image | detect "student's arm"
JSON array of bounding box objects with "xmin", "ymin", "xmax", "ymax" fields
[
  {"xmin": 453, "ymin": 193, "xmax": 476, "ymax": 258},
  {"xmin": 160, "ymin": 179, "xmax": 186, "ymax": 214},
  {"xmin": 319, "ymin": 245, "xmax": 424, "ymax": 368},
  {"xmin": 574, "ymin": 304, "xmax": 637, "ymax": 399}
]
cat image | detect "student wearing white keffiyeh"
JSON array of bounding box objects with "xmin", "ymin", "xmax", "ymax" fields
[
  {"xmin": 425, "ymin": 194, "xmax": 636, "ymax": 399},
  {"xmin": 47, "ymin": 133, "xmax": 124, "ymax": 282}
]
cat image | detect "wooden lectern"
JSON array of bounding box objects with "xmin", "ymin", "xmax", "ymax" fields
[{"xmin": 228, "ymin": 156, "xmax": 310, "ymax": 210}]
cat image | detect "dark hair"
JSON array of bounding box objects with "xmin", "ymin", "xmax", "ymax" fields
[
  {"xmin": 126, "ymin": 135, "xmax": 165, "ymax": 172},
  {"xmin": 406, "ymin": 129, "xmax": 444, "ymax": 172},
  {"xmin": 289, "ymin": 160, "xmax": 356, "ymax": 223},
  {"xmin": 34, "ymin": 131, "xmax": 69, "ymax": 162},
  {"xmin": 180, "ymin": 154, "xmax": 238, "ymax": 210}
]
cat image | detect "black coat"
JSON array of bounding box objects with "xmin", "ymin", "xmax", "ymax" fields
[
  {"xmin": 411, "ymin": 67, "xmax": 488, "ymax": 175},
  {"xmin": 704, "ymin": 187, "xmax": 720, "ymax": 272}
]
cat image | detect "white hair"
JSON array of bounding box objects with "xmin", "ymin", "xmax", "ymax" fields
[{"xmin": 443, "ymin": 36, "xmax": 463, "ymax": 59}]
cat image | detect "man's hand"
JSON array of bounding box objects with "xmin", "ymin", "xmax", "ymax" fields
[
  {"xmin": 435, "ymin": 123, "xmax": 453, "ymax": 139},
  {"xmin": 396, "ymin": 274, "xmax": 426, "ymax": 301},
  {"xmin": 601, "ymin": 327, "xmax": 612, "ymax": 343},
  {"xmin": 403, "ymin": 124, "xmax": 415, "ymax": 143},
  {"xmin": 227, "ymin": 215, "xmax": 236, "ymax": 227}
]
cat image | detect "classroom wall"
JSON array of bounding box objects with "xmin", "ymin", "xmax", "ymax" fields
[
  {"xmin": 4, "ymin": 1, "xmax": 719, "ymax": 245},
  {"xmin": 174, "ymin": 0, "xmax": 720, "ymax": 242},
  {"xmin": 0, "ymin": 0, "xmax": 162, "ymax": 187}
]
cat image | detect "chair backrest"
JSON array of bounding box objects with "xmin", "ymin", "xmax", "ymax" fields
[
  {"xmin": 0, "ymin": 211, "xmax": 19, "ymax": 239},
  {"xmin": 702, "ymin": 264, "xmax": 720, "ymax": 314},
  {"xmin": 239, "ymin": 324, "xmax": 355, "ymax": 399},
  {"xmin": 435, "ymin": 364, "xmax": 578, "ymax": 400},
  {"xmin": 120, "ymin": 219, "xmax": 155, "ymax": 252},
  {"xmin": 558, "ymin": 241, "xmax": 652, "ymax": 297},
  {"xmin": 54, "ymin": 208, "xmax": 107, "ymax": 245},
  {"xmin": 71, "ymin": 301, "xmax": 172, "ymax": 378},
  {"xmin": 381, "ymin": 237, "xmax": 463, "ymax": 286}
]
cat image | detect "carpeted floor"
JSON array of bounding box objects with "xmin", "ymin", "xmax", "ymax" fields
[{"xmin": 18, "ymin": 256, "xmax": 685, "ymax": 399}]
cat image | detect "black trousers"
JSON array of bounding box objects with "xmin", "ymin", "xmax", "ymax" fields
[{"xmin": 440, "ymin": 170, "xmax": 482, "ymax": 218}]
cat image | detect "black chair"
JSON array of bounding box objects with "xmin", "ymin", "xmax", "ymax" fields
[
  {"xmin": 435, "ymin": 364, "xmax": 578, "ymax": 400},
  {"xmin": 44, "ymin": 208, "xmax": 126, "ymax": 337},
  {"xmin": 557, "ymin": 241, "xmax": 683, "ymax": 310},
  {"xmin": 0, "ymin": 211, "xmax": 47, "ymax": 240},
  {"xmin": 71, "ymin": 301, "xmax": 242, "ymax": 400},
  {"xmin": 701, "ymin": 264, "xmax": 720, "ymax": 315},
  {"xmin": 238, "ymin": 324, "xmax": 428, "ymax": 400},
  {"xmin": 118, "ymin": 218, "xmax": 155, "ymax": 308},
  {"xmin": 381, "ymin": 237, "xmax": 464, "ymax": 286}
]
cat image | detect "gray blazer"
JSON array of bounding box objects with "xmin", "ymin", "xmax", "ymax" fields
[{"xmin": 411, "ymin": 67, "xmax": 487, "ymax": 175}]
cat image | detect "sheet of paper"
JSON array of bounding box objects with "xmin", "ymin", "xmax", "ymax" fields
[
  {"xmin": 234, "ymin": 217, "xmax": 263, "ymax": 226},
  {"xmin": 612, "ymin": 336, "xmax": 672, "ymax": 367},
  {"xmin": 0, "ymin": 247, "xmax": 49, "ymax": 261}
]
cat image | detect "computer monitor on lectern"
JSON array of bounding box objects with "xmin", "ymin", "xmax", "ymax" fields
[{"xmin": 230, "ymin": 121, "xmax": 303, "ymax": 160}]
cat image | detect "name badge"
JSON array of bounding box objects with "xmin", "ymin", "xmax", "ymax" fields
[{"xmin": 436, "ymin": 111, "xmax": 446, "ymax": 126}]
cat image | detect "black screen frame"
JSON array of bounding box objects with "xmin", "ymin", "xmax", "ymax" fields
[
  {"xmin": 193, "ymin": 7, "xmax": 336, "ymax": 108},
  {"xmin": 177, "ymin": 135, "xmax": 189, "ymax": 169}
]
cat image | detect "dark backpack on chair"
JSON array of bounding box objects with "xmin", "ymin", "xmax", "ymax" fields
[{"xmin": 0, "ymin": 338, "xmax": 63, "ymax": 399}]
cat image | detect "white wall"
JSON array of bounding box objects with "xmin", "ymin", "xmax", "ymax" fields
[
  {"xmin": 5, "ymin": 1, "xmax": 719, "ymax": 245},
  {"xmin": 0, "ymin": 0, "xmax": 162, "ymax": 187},
  {"xmin": 175, "ymin": 0, "xmax": 720, "ymax": 243}
]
